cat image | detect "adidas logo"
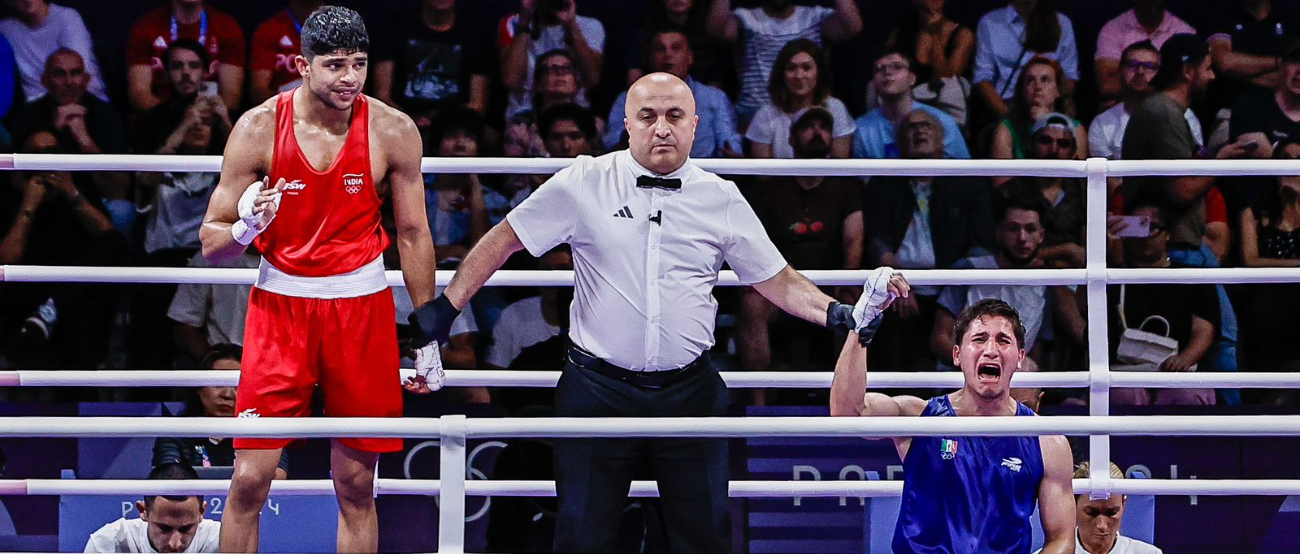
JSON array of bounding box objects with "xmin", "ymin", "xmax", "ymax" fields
[
  {"xmin": 613, "ymin": 206, "xmax": 634, "ymax": 219},
  {"xmin": 279, "ymin": 35, "xmax": 294, "ymax": 48}
]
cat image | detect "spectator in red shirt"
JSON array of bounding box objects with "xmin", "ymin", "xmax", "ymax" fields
[
  {"xmin": 125, "ymin": 0, "xmax": 245, "ymax": 113},
  {"xmin": 248, "ymin": 0, "xmax": 321, "ymax": 105}
]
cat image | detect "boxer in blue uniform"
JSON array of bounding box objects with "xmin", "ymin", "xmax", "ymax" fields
[{"xmin": 831, "ymin": 273, "xmax": 1074, "ymax": 554}]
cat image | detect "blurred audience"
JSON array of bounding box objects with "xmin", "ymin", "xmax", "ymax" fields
[
  {"xmin": 706, "ymin": 0, "xmax": 860, "ymax": 123},
  {"xmin": 374, "ymin": 0, "xmax": 491, "ymax": 125},
  {"xmin": 247, "ymin": 0, "xmax": 319, "ymax": 105},
  {"xmin": 625, "ymin": 0, "xmax": 720, "ymax": 86},
  {"xmin": 738, "ymin": 107, "xmax": 862, "ymax": 403},
  {"xmin": 745, "ymin": 39, "xmax": 854, "ymax": 158},
  {"xmin": 1094, "ymin": 0, "xmax": 1196, "ymax": 105},
  {"xmin": 604, "ymin": 28, "xmax": 741, "ymax": 157},
  {"xmin": 508, "ymin": 103, "xmax": 599, "ymax": 207},
  {"xmin": 863, "ymin": 108, "xmax": 994, "ymax": 372},
  {"xmin": 423, "ymin": 107, "xmax": 503, "ymax": 265},
  {"xmin": 498, "ymin": 0, "xmax": 604, "ymax": 120},
  {"xmin": 1090, "ymin": 41, "xmax": 1204, "ymax": 161},
  {"xmin": 855, "ymin": 48, "xmax": 968, "ymax": 160},
  {"xmin": 1004, "ymin": 114, "xmax": 1086, "ymax": 268},
  {"xmin": 0, "ymin": 0, "xmax": 107, "ymax": 102},
  {"xmin": 973, "ymin": 0, "xmax": 1079, "ymax": 122},
  {"xmin": 125, "ymin": 0, "xmax": 244, "ymax": 112},
  {"xmin": 504, "ymin": 49, "xmax": 599, "ymax": 159},
  {"xmin": 884, "ymin": 0, "xmax": 974, "ymax": 128},
  {"xmin": 167, "ymin": 248, "xmax": 256, "ymax": 366},
  {"xmin": 988, "ymin": 56, "xmax": 1087, "ymax": 174}
]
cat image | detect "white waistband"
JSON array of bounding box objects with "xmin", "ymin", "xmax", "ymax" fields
[{"xmin": 255, "ymin": 255, "xmax": 388, "ymax": 299}]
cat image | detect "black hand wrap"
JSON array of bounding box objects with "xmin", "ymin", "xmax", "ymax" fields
[
  {"xmin": 408, "ymin": 294, "xmax": 460, "ymax": 347},
  {"xmin": 826, "ymin": 301, "xmax": 857, "ymax": 333},
  {"xmin": 857, "ymin": 313, "xmax": 884, "ymax": 346}
]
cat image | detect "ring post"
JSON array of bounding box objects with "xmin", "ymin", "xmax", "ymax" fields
[
  {"xmin": 438, "ymin": 415, "xmax": 468, "ymax": 553},
  {"xmin": 1085, "ymin": 157, "xmax": 1113, "ymax": 499}
]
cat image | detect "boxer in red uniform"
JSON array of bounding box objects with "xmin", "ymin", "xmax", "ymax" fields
[{"xmin": 199, "ymin": 6, "xmax": 442, "ymax": 553}]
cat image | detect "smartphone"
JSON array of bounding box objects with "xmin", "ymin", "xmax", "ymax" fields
[
  {"xmin": 1108, "ymin": 215, "xmax": 1152, "ymax": 238},
  {"xmin": 1242, "ymin": 140, "xmax": 1261, "ymax": 152},
  {"xmin": 198, "ymin": 81, "xmax": 219, "ymax": 97}
]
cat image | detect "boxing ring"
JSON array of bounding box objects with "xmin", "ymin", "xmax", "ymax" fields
[{"xmin": 4, "ymin": 154, "xmax": 1300, "ymax": 553}]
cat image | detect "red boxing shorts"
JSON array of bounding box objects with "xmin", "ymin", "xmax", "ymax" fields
[{"xmin": 235, "ymin": 287, "xmax": 402, "ymax": 452}]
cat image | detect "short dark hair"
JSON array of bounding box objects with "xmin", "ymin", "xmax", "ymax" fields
[
  {"xmin": 301, "ymin": 6, "xmax": 369, "ymax": 60},
  {"xmin": 145, "ymin": 462, "xmax": 203, "ymax": 508},
  {"xmin": 951, "ymin": 298, "xmax": 1027, "ymax": 350},
  {"xmin": 538, "ymin": 103, "xmax": 597, "ymax": 141},
  {"xmin": 995, "ymin": 190, "xmax": 1046, "ymax": 224},
  {"xmin": 426, "ymin": 107, "xmax": 485, "ymax": 152},
  {"xmin": 873, "ymin": 46, "xmax": 917, "ymax": 73},
  {"xmin": 199, "ymin": 344, "xmax": 242, "ymax": 370},
  {"xmin": 164, "ymin": 38, "xmax": 209, "ymax": 69},
  {"xmin": 1120, "ymin": 40, "xmax": 1158, "ymax": 64},
  {"xmin": 769, "ymin": 39, "xmax": 831, "ymax": 113}
]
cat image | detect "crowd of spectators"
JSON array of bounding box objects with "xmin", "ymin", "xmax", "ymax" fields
[{"xmin": 1, "ymin": 0, "xmax": 1300, "ymax": 411}]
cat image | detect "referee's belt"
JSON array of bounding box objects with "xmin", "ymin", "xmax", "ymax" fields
[{"xmin": 566, "ymin": 346, "xmax": 710, "ymax": 390}]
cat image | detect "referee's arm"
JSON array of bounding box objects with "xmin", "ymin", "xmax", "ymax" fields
[
  {"xmin": 443, "ymin": 220, "xmax": 526, "ymax": 310},
  {"xmin": 750, "ymin": 265, "xmax": 837, "ymax": 326}
]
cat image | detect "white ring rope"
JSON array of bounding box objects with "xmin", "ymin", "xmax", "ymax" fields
[
  {"xmin": 7, "ymin": 369, "xmax": 1300, "ymax": 389},
  {"xmin": 0, "ymin": 478, "xmax": 1290, "ymax": 498},
  {"xmin": 7, "ymin": 415, "xmax": 1300, "ymax": 438},
  {"xmin": 7, "ymin": 153, "xmax": 1300, "ymax": 177}
]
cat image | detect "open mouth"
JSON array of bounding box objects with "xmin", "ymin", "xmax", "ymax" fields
[{"xmin": 977, "ymin": 362, "xmax": 1001, "ymax": 382}]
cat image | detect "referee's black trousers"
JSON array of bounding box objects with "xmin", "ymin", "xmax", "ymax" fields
[{"xmin": 553, "ymin": 351, "xmax": 730, "ymax": 553}]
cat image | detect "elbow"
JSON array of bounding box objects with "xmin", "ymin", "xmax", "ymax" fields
[{"xmin": 829, "ymin": 396, "xmax": 862, "ymax": 417}]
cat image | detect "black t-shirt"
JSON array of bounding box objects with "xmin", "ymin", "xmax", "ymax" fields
[
  {"xmin": 375, "ymin": 13, "xmax": 492, "ymax": 115},
  {"xmin": 747, "ymin": 176, "xmax": 863, "ymax": 270},
  {"xmin": 1229, "ymin": 90, "xmax": 1300, "ymax": 145},
  {"xmin": 1210, "ymin": 4, "xmax": 1300, "ymax": 108},
  {"xmin": 1107, "ymin": 283, "xmax": 1220, "ymax": 361}
]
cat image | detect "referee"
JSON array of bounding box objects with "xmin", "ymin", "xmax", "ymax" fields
[{"xmin": 410, "ymin": 73, "xmax": 879, "ymax": 553}]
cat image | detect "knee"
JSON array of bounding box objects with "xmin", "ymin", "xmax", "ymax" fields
[
  {"xmin": 333, "ymin": 472, "xmax": 374, "ymax": 509},
  {"xmin": 228, "ymin": 463, "xmax": 275, "ymax": 501}
]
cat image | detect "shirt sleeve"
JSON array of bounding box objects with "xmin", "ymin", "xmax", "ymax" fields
[
  {"xmin": 84, "ymin": 520, "xmax": 124, "ymax": 553},
  {"xmin": 59, "ymin": 8, "xmax": 108, "ymax": 100},
  {"xmin": 940, "ymin": 112, "xmax": 971, "ymax": 158},
  {"xmin": 214, "ymin": 14, "xmax": 247, "ymax": 68},
  {"xmin": 505, "ymin": 159, "xmax": 586, "ymax": 256},
  {"xmin": 125, "ymin": 17, "xmax": 154, "ymax": 67},
  {"xmin": 486, "ymin": 310, "xmax": 521, "ymax": 367},
  {"xmin": 578, "ymin": 16, "xmax": 606, "ymax": 54},
  {"xmin": 723, "ymin": 181, "xmax": 787, "ymax": 284},
  {"xmin": 1088, "ymin": 116, "xmax": 1112, "ymax": 159},
  {"xmin": 829, "ymin": 98, "xmax": 856, "ymax": 137},
  {"xmin": 450, "ymin": 308, "xmax": 478, "ymax": 337},
  {"xmin": 167, "ymin": 257, "xmax": 212, "ymax": 327},
  {"xmin": 744, "ymin": 106, "xmax": 777, "ymax": 145},
  {"xmin": 1094, "ymin": 19, "xmax": 1121, "ymax": 61},
  {"xmin": 250, "ymin": 19, "xmax": 277, "ymax": 72},
  {"xmin": 603, "ymin": 92, "xmax": 626, "ymax": 150},
  {"xmin": 1205, "ymin": 186, "xmax": 1228, "ymax": 225},
  {"xmin": 972, "ymin": 15, "xmax": 996, "ymax": 85},
  {"xmin": 1056, "ymin": 14, "xmax": 1080, "ymax": 80},
  {"xmin": 711, "ymin": 90, "xmax": 743, "ymax": 154}
]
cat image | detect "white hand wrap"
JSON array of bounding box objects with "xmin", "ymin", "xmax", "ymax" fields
[
  {"xmin": 232, "ymin": 180, "xmax": 281, "ymax": 246},
  {"xmin": 852, "ymin": 267, "xmax": 897, "ymax": 332},
  {"xmin": 413, "ymin": 341, "xmax": 446, "ymax": 391}
]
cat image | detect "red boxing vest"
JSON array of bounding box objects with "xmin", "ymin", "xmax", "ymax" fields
[{"xmin": 255, "ymin": 90, "xmax": 389, "ymax": 277}]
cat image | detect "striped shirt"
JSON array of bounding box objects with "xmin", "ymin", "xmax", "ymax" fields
[{"xmin": 732, "ymin": 5, "xmax": 833, "ymax": 117}]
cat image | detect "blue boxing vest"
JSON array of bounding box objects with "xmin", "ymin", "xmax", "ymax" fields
[{"xmin": 892, "ymin": 395, "xmax": 1043, "ymax": 554}]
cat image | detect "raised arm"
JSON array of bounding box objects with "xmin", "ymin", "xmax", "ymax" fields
[
  {"xmin": 706, "ymin": 0, "xmax": 740, "ymax": 44},
  {"xmin": 1036, "ymin": 435, "xmax": 1076, "ymax": 554},
  {"xmin": 199, "ymin": 104, "xmax": 275, "ymax": 262},
  {"xmin": 830, "ymin": 328, "xmax": 927, "ymax": 460},
  {"xmin": 383, "ymin": 108, "xmax": 437, "ymax": 307},
  {"xmin": 821, "ymin": 0, "xmax": 863, "ymax": 43}
]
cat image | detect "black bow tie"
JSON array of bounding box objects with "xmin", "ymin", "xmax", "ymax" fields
[{"xmin": 636, "ymin": 175, "xmax": 682, "ymax": 190}]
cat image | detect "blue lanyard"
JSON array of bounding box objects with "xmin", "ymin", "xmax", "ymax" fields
[
  {"xmin": 170, "ymin": 9, "xmax": 208, "ymax": 46},
  {"xmin": 287, "ymin": 9, "xmax": 302, "ymax": 34}
]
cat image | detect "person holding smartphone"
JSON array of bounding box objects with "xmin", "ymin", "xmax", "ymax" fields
[{"xmin": 497, "ymin": 0, "xmax": 605, "ymax": 120}]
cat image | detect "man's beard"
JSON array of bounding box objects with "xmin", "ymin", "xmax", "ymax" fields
[
  {"xmin": 1000, "ymin": 243, "xmax": 1039, "ymax": 267},
  {"xmin": 796, "ymin": 137, "xmax": 831, "ymax": 159}
]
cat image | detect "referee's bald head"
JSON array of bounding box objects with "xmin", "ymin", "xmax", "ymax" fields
[{"xmin": 625, "ymin": 72, "xmax": 698, "ymax": 175}]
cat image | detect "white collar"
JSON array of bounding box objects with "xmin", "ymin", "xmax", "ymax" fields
[{"xmin": 623, "ymin": 149, "xmax": 694, "ymax": 181}]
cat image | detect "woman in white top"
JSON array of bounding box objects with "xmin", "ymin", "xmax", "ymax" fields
[
  {"xmin": 745, "ymin": 38, "xmax": 855, "ymax": 159},
  {"xmin": 1060, "ymin": 461, "xmax": 1162, "ymax": 554}
]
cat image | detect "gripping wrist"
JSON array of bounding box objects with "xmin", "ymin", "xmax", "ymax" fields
[{"xmin": 409, "ymin": 294, "xmax": 461, "ymax": 347}]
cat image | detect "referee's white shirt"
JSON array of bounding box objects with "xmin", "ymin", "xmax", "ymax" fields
[{"xmin": 506, "ymin": 150, "xmax": 787, "ymax": 371}]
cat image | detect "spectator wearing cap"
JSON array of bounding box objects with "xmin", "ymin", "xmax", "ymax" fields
[
  {"xmin": 745, "ymin": 39, "xmax": 855, "ymax": 158},
  {"xmin": 739, "ymin": 107, "xmax": 863, "ymax": 404},
  {"xmin": 852, "ymin": 48, "xmax": 969, "ymax": 160},
  {"xmin": 972, "ymin": 0, "xmax": 1079, "ymax": 122},
  {"xmin": 863, "ymin": 108, "xmax": 994, "ymax": 373},
  {"xmin": 1004, "ymin": 113, "xmax": 1086, "ymax": 268},
  {"xmin": 1090, "ymin": 41, "xmax": 1204, "ymax": 161},
  {"xmin": 604, "ymin": 28, "xmax": 741, "ymax": 158},
  {"xmin": 1094, "ymin": 0, "xmax": 1196, "ymax": 104},
  {"xmin": 988, "ymin": 56, "xmax": 1087, "ymax": 186}
]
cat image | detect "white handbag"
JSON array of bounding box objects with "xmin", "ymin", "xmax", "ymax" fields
[{"xmin": 1115, "ymin": 285, "xmax": 1180, "ymax": 366}]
